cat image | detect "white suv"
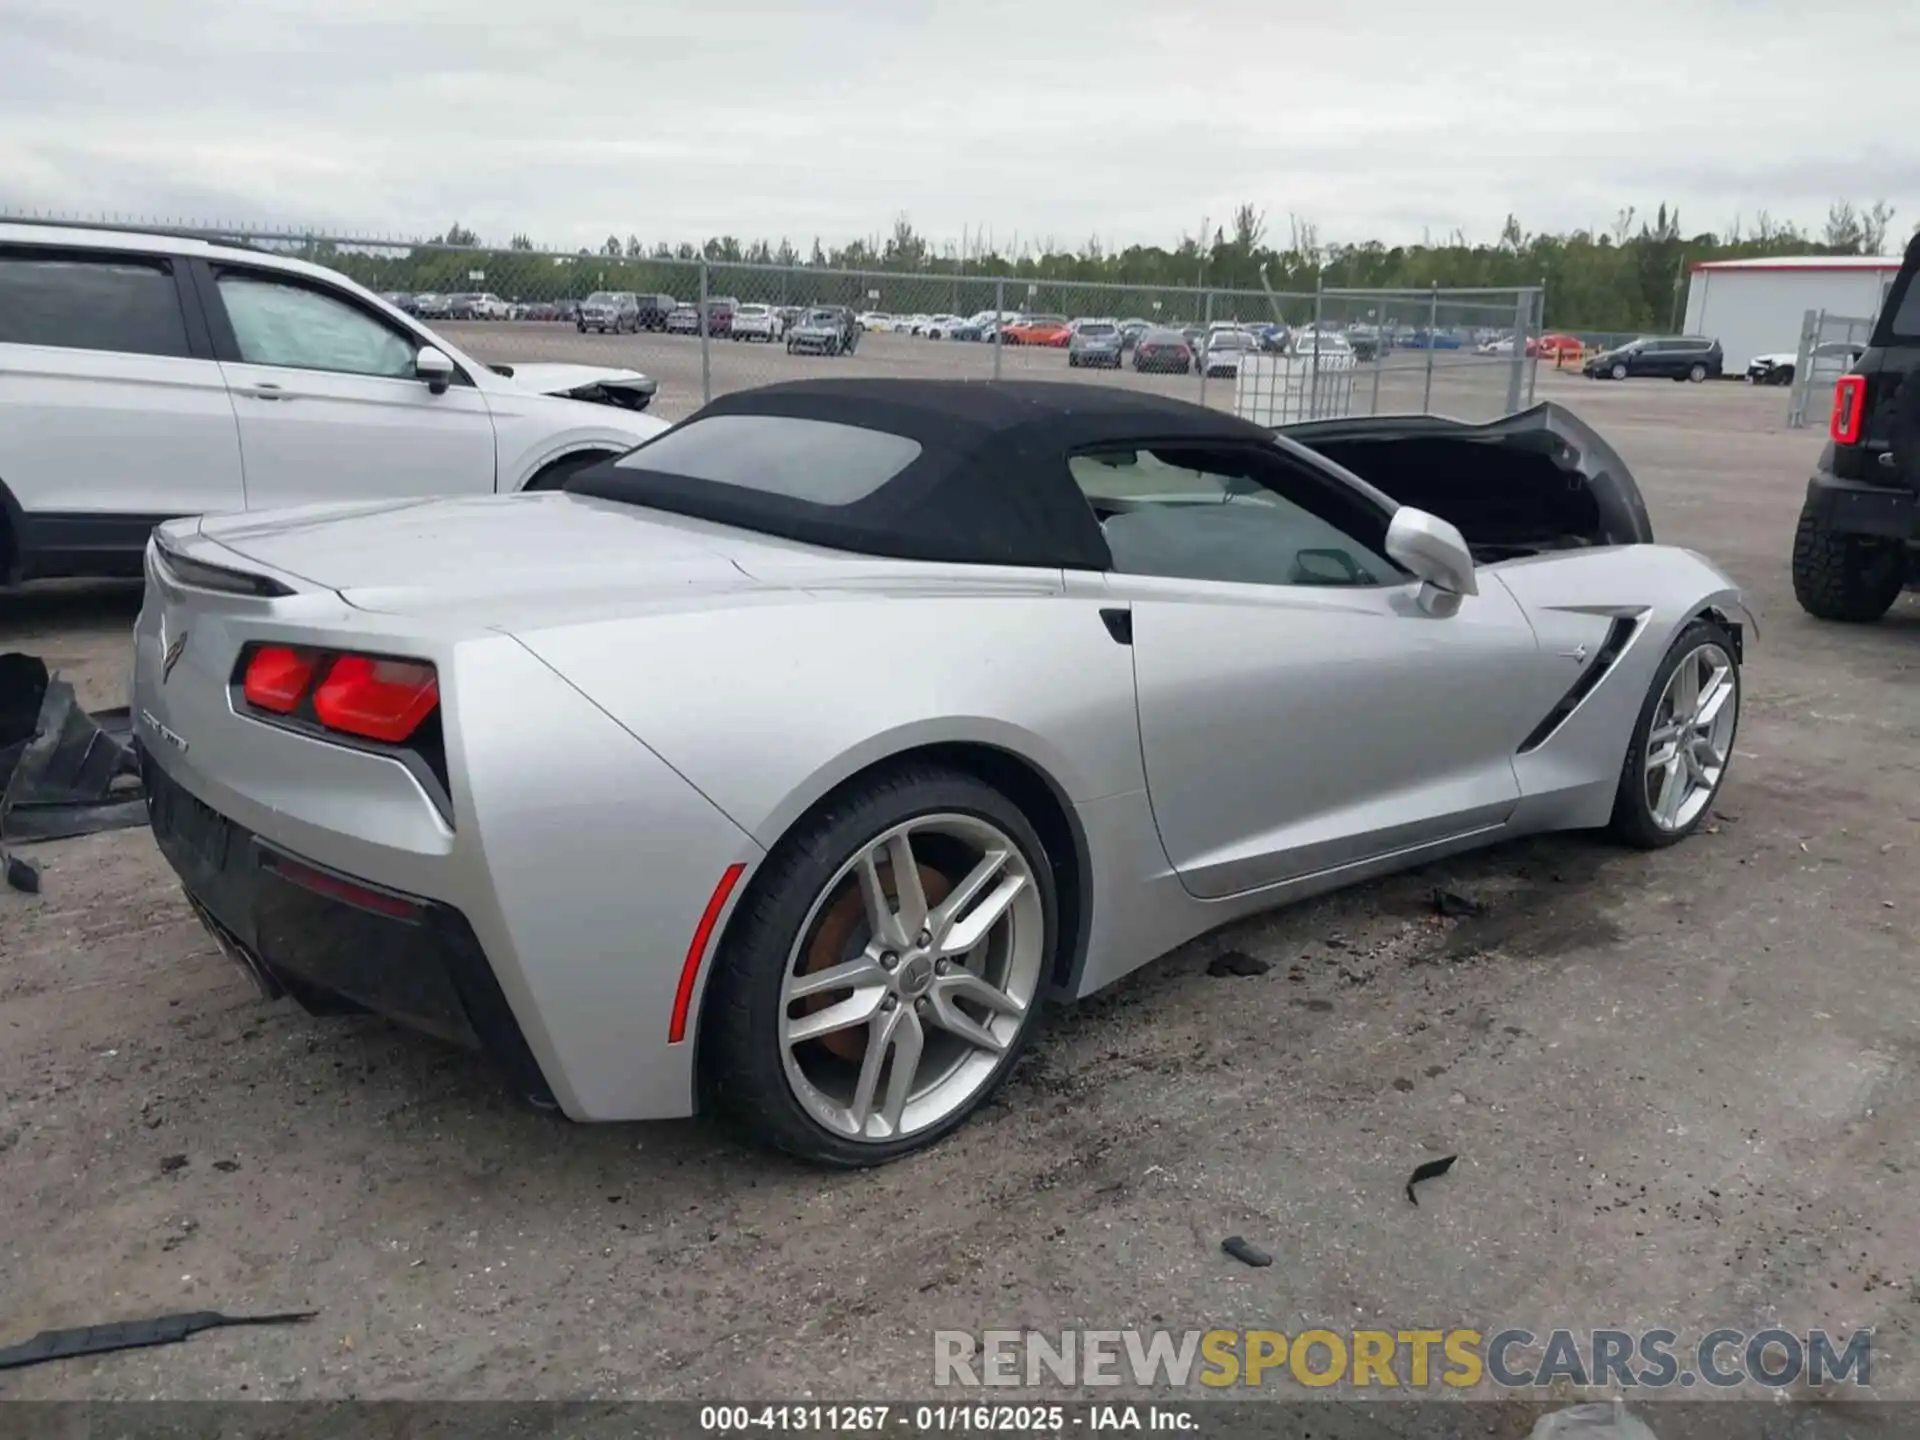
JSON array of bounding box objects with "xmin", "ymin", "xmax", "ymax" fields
[
  {"xmin": 729, "ymin": 303, "xmax": 784, "ymax": 342},
  {"xmin": 0, "ymin": 222, "xmax": 672, "ymax": 583}
]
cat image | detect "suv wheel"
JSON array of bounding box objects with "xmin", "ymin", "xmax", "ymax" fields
[
  {"xmin": 1688, "ymin": 363, "xmax": 1708, "ymax": 382},
  {"xmin": 1791, "ymin": 506, "xmax": 1906, "ymax": 622},
  {"xmin": 1611, "ymin": 362, "xmax": 1628, "ymax": 380}
]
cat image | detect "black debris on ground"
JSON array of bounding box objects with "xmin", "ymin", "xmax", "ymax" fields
[
  {"xmin": 159, "ymin": 1154, "xmax": 189, "ymax": 1175},
  {"xmin": 1431, "ymin": 888, "xmax": 1487, "ymax": 919},
  {"xmin": 0, "ymin": 1310, "xmax": 316, "ymax": 1373},
  {"xmin": 1405, "ymin": 1154, "xmax": 1459, "ymax": 1206},
  {"xmin": 1206, "ymin": 950, "xmax": 1272, "ymax": 978},
  {"xmin": 1220, "ymin": 1236, "xmax": 1273, "ymax": 1268}
]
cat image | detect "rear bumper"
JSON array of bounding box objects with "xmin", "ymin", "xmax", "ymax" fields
[
  {"xmin": 1804, "ymin": 471, "xmax": 1919, "ymax": 540},
  {"xmin": 145, "ymin": 754, "xmax": 557, "ymax": 1107}
]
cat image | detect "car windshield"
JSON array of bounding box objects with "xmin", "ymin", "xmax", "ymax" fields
[
  {"xmin": 737, "ymin": 305, "xmax": 769, "ymax": 316},
  {"xmin": 586, "ymin": 292, "xmax": 616, "ymax": 304},
  {"xmin": 806, "ymin": 311, "xmax": 838, "ymax": 324},
  {"xmin": 1079, "ymin": 324, "xmax": 1117, "ymax": 337},
  {"xmin": 1211, "ymin": 333, "xmax": 1248, "ymax": 349},
  {"xmin": 1029, "ymin": 316, "xmax": 1066, "ymax": 326}
]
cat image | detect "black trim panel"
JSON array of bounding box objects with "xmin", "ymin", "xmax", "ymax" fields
[
  {"xmin": 1803, "ymin": 473, "xmax": 1918, "ymax": 540},
  {"xmin": 144, "ymin": 756, "xmax": 552, "ymax": 1108},
  {"xmin": 17, "ymin": 511, "xmax": 185, "ymax": 580},
  {"xmin": 1517, "ymin": 616, "xmax": 1639, "ymax": 755}
]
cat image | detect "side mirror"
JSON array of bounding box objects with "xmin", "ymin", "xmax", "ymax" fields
[
  {"xmin": 415, "ymin": 345, "xmax": 455, "ymax": 394},
  {"xmin": 1386, "ymin": 507, "xmax": 1478, "ymax": 615}
]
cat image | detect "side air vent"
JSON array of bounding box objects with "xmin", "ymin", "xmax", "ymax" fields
[{"xmin": 1516, "ymin": 616, "xmax": 1640, "ymax": 755}]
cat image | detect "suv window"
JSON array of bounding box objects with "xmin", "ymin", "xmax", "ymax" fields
[
  {"xmin": 1069, "ymin": 447, "xmax": 1400, "ymax": 588},
  {"xmin": 216, "ymin": 272, "xmax": 419, "ymax": 378},
  {"xmin": 1886, "ymin": 274, "xmax": 1920, "ymax": 340},
  {"xmin": 0, "ymin": 251, "xmax": 190, "ymax": 358}
]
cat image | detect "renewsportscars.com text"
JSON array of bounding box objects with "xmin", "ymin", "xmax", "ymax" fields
[{"xmin": 933, "ymin": 1327, "xmax": 1872, "ymax": 1390}]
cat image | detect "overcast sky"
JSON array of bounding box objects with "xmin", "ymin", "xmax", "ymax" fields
[{"xmin": 3, "ymin": 0, "xmax": 1916, "ymax": 254}]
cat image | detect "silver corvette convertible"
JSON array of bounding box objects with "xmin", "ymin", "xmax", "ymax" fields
[{"xmin": 133, "ymin": 380, "xmax": 1752, "ymax": 1165}]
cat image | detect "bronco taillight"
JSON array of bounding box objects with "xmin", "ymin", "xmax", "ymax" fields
[{"xmin": 1831, "ymin": 374, "xmax": 1867, "ymax": 445}]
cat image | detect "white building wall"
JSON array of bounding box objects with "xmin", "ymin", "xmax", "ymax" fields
[{"xmin": 1684, "ymin": 268, "xmax": 1898, "ymax": 371}]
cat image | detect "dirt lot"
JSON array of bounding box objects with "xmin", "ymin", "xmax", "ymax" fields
[{"xmin": 1, "ymin": 358, "xmax": 1916, "ymax": 1405}]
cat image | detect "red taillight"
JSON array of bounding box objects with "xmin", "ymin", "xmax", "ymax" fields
[
  {"xmin": 261, "ymin": 851, "xmax": 422, "ymax": 921},
  {"xmin": 1831, "ymin": 374, "xmax": 1867, "ymax": 445},
  {"xmin": 242, "ymin": 645, "xmax": 320, "ymax": 713},
  {"xmin": 310, "ymin": 655, "xmax": 439, "ymax": 743}
]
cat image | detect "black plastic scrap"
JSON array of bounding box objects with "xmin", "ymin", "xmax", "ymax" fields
[
  {"xmin": 1405, "ymin": 1154, "xmax": 1458, "ymax": 1206},
  {"xmin": 0, "ymin": 654, "xmax": 149, "ymax": 892},
  {"xmin": 1431, "ymin": 888, "xmax": 1486, "ymax": 919},
  {"xmin": 0, "ymin": 1309, "xmax": 315, "ymax": 1371},
  {"xmin": 1206, "ymin": 949, "xmax": 1272, "ymax": 977},
  {"xmin": 1220, "ymin": 1236, "xmax": 1273, "ymax": 1268}
]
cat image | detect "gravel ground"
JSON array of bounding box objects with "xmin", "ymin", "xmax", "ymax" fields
[{"xmin": 1, "ymin": 359, "xmax": 1915, "ymax": 1406}]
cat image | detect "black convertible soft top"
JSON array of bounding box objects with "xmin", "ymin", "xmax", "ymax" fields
[{"xmin": 564, "ymin": 378, "xmax": 1282, "ymax": 570}]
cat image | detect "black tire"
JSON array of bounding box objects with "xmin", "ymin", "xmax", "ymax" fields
[
  {"xmin": 1606, "ymin": 618, "xmax": 1740, "ymax": 849},
  {"xmin": 1791, "ymin": 505, "xmax": 1905, "ymax": 622},
  {"xmin": 521, "ymin": 450, "xmax": 614, "ymax": 492},
  {"xmin": 701, "ymin": 763, "xmax": 1057, "ymax": 1166}
]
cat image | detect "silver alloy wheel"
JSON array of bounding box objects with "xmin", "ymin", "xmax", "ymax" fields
[
  {"xmin": 1643, "ymin": 641, "xmax": 1738, "ymax": 832},
  {"xmin": 778, "ymin": 813, "xmax": 1044, "ymax": 1143},
  {"xmin": 1612, "ymin": 363, "xmax": 1628, "ymax": 380}
]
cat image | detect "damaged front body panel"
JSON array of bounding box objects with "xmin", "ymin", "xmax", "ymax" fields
[{"xmin": 486, "ymin": 363, "xmax": 659, "ymax": 413}]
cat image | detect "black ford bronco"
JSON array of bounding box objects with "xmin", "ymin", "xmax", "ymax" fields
[{"xmin": 1791, "ymin": 229, "xmax": 1920, "ymax": 622}]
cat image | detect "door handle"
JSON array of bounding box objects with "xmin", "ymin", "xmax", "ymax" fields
[{"xmin": 244, "ymin": 383, "xmax": 284, "ymax": 401}]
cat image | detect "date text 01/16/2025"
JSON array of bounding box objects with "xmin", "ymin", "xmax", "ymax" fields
[{"xmin": 699, "ymin": 1405, "xmax": 1196, "ymax": 1432}]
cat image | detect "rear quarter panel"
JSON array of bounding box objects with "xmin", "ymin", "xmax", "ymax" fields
[{"xmin": 511, "ymin": 582, "xmax": 1146, "ymax": 848}]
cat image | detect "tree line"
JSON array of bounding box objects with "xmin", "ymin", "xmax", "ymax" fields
[{"xmin": 309, "ymin": 200, "xmax": 1903, "ymax": 334}]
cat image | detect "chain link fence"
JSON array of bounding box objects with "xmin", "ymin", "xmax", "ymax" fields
[
  {"xmin": 1784, "ymin": 308, "xmax": 1876, "ymax": 429},
  {"xmin": 1, "ymin": 218, "xmax": 1544, "ymax": 424}
]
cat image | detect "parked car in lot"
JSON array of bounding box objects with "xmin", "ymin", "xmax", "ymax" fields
[
  {"xmin": 856, "ymin": 311, "xmax": 893, "ymax": 331},
  {"xmin": 381, "ymin": 292, "xmax": 418, "ymax": 315},
  {"xmin": 0, "ymin": 221, "xmax": 669, "ymax": 582},
  {"xmin": 579, "ymin": 291, "xmax": 640, "ymax": 334},
  {"xmin": 666, "ymin": 303, "xmax": 702, "ymax": 335},
  {"xmin": 705, "ymin": 297, "xmax": 739, "ymax": 338},
  {"xmin": 730, "ymin": 304, "xmax": 786, "ymax": 343},
  {"xmin": 785, "ymin": 308, "xmax": 851, "ymax": 355},
  {"xmin": 634, "ymin": 294, "xmax": 677, "ymax": 332},
  {"xmin": 1790, "ymin": 228, "xmax": 1920, "ymax": 623},
  {"xmin": 1747, "ymin": 343, "xmax": 1864, "ymax": 386},
  {"xmin": 412, "ymin": 292, "xmax": 452, "ymax": 320},
  {"xmin": 1584, "ymin": 335, "xmax": 1723, "ymax": 382},
  {"xmin": 1067, "ymin": 320, "xmax": 1124, "ymax": 368},
  {"xmin": 453, "ymin": 292, "xmax": 511, "ymax": 321},
  {"xmin": 921, "ymin": 315, "xmax": 970, "ymax": 340},
  {"xmin": 1002, "ymin": 315, "xmax": 1072, "ymax": 347},
  {"xmin": 129, "ymin": 379, "xmax": 1751, "ymax": 1164},
  {"xmin": 1536, "ymin": 333, "xmax": 1584, "ymax": 361},
  {"xmin": 1200, "ymin": 330, "xmax": 1255, "ymax": 377},
  {"xmin": 1346, "ymin": 326, "xmax": 1382, "ymax": 361},
  {"xmin": 1292, "ymin": 331, "xmax": 1355, "ymax": 362},
  {"xmin": 1131, "ymin": 328, "xmax": 1193, "ymax": 373}
]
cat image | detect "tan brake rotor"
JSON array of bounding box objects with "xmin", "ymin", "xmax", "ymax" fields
[{"xmin": 795, "ymin": 857, "xmax": 953, "ymax": 1062}]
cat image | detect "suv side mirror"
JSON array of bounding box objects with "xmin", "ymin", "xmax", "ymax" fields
[
  {"xmin": 1386, "ymin": 507, "xmax": 1478, "ymax": 615},
  {"xmin": 415, "ymin": 345, "xmax": 455, "ymax": 394}
]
